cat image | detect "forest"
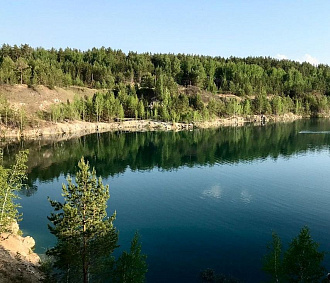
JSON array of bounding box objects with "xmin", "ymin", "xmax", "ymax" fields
[{"xmin": 1, "ymin": 44, "xmax": 330, "ymax": 124}]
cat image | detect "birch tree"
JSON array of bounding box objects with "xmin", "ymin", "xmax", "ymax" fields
[{"xmin": 0, "ymin": 150, "xmax": 28, "ymax": 233}]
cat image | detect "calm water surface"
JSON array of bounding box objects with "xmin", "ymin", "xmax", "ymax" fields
[{"xmin": 2, "ymin": 119, "xmax": 330, "ymax": 282}]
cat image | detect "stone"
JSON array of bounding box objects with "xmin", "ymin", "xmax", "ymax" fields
[{"xmin": 22, "ymin": 236, "xmax": 35, "ymax": 249}]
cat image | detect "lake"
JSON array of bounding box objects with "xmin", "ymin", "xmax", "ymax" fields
[{"xmin": 2, "ymin": 119, "xmax": 330, "ymax": 282}]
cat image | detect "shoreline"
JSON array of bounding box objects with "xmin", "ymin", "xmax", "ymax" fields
[{"xmin": 0, "ymin": 113, "xmax": 303, "ymax": 141}]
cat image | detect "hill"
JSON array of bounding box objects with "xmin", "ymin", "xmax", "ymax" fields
[
  {"xmin": 0, "ymin": 84, "xmax": 96, "ymax": 126},
  {"xmin": 1, "ymin": 44, "xmax": 330, "ymax": 138}
]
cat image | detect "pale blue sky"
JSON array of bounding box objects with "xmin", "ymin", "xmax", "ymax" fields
[{"xmin": 1, "ymin": 0, "xmax": 329, "ymax": 64}]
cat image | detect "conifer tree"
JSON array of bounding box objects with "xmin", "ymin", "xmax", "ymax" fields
[
  {"xmin": 47, "ymin": 157, "xmax": 118, "ymax": 283},
  {"xmin": 283, "ymin": 226, "xmax": 325, "ymax": 282},
  {"xmin": 15, "ymin": 57, "xmax": 29, "ymax": 84},
  {"xmin": 114, "ymin": 232, "xmax": 148, "ymax": 283},
  {"xmin": 138, "ymin": 100, "xmax": 145, "ymax": 119},
  {"xmin": 263, "ymin": 226, "xmax": 326, "ymax": 283}
]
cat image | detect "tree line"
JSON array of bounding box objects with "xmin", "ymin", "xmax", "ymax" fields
[
  {"xmin": 44, "ymin": 87, "xmax": 330, "ymax": 124},
  {"xmin": 1, "ymin": 44, "xmax": 330, "ymax": 97},
  {"xmin": 1, "ymin": 44, "xmax": 330, "ymax": 125}
]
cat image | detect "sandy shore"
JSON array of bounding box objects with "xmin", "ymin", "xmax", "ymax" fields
[
  {"xmin": 0, "ymin": 113, "xmax": 303, "ymax": 141},
  {"xmin": 1, "ymin": 119, "xmax": 193, "ymax": 140}
]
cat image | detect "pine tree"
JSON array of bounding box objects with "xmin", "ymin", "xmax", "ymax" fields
[
  {"xmin": 47, "ymin": 157, "xmax": 118, "ymax": 283},
  {"xmin": 138, "ymin": 100, "xmax": 145, "ymax": 119},
  {"xmin": 263, "ymin": 226, "xmax": 326, "ymax": 283},
  {"xmin": 283, "ymin": 226, "xmax": 325, "ymax": 282},
  {"xmin": 0, "ymin": 150, "xmax": 28, "ymax": 233},
  {"xmin": 114, "ymin": 232, "xmax": 148, "ymax": 283},
  {"xmin": 15, "ymin": 57, "xmax": 29, "ymax": 84}
]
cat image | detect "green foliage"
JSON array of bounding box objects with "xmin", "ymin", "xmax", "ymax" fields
[
  {"xmin": 39, "ymin": 258, "xmax": 57, "ymax": 283},
  {"xmin": 283, "ymin": 226, "xmax": 326, "ymax": 282},
  {"xmin": 0, "ymin": 95, "xmax": 13, "ymax": 127},
  {"xmin": 271, "ymin": 96, "xmax": 283, "ymax": 115},
  {"xmin": 17, "ymin": 107, "xmax": 27, "ymax": 131},
  {"xmin": 0, "ymin": 150, "xmax": 28, "ymax": 233},
  {"xmin": 0, "ymin": 44, "xmax": 330, "ymax": 97},
  {"xmin": 2, "ymin": 44, "xmax": 330, "ymax": 125},
  {"xmin": 137, "ymin": 100, "xmax": 145, "ymax": 119},
  {"xmin": 46, "ymin": 157, "xmax": 148, "ymax": 282},
  {"xmin": 263, "ymin": 226, "xmax": 326, "ymax": 283},
  {"xmin": 242, "ymin": 99, "xmax": 252, "ymax": 115},
  {"xmin": 92, "ymin": 92, "xmax": 105, "ymax": 122},
  {"xmin": 254, "ymin": 92, "xmax": 271, "ymax": 114},
  {"xmin": 113, "ymin": 232, "xmax": 148, "ymax": 283},
  {"xmin": 263, "ymin": 232, "xmax": 283, "ymax": 282},
  {"xmin": 47, "ymin": 157, "xmax": 118, "ymax": 282},
  {"xmin": 0, "ymin": 56, "xmax": 16, "ymax": 84},
  {"xmin": 15, "ymin": 57, "xmax": 29, "ymax": 84}
]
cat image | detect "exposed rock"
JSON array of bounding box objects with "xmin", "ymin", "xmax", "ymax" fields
[
  {"xmin": 0, "ymin": 113, "xmax": 303, "ymax": 141},
  {"xmin": 1, "ymin": 119, "xmax": 193, "ymax": 140},
  {"xmin": 0, "ymin": 246, "xmax": 44, "ymax": 283},
  {"xmin": 0, "ymin": 222, "xmax": 44, "ymax": 282},
  {"xmin": 194, "ymin": 114, "xmax": 303, "ymax": 129},
  {"xmin": 22, "ymin": 236, "xmax": 36, "ymax": 250},
  {"xmin": 8, "ymin": 221, "xmax": 19, "ymax": 235}
]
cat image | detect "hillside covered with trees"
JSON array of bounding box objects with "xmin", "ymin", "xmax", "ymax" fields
[{"xmin": 1, "ymin": 44, "xmax": 330, "ymax": 126}]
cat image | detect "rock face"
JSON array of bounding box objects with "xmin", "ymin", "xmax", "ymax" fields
[
  {"xmin": 0, "ymin": 119, "xmax": 194, "ymax": 139},
  {"xmin": 0, "ymin": 222, "xmax": 44, "ymax": 282},
  {"xmin": 1, "ymin": 234, "xmax": 39, "ymax": 265},
  {"xmin": 0, "ymin": 113, "xmax": 304, "ymax": 140}
]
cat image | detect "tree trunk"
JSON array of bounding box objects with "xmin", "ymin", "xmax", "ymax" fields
[{"xmin": 83, "ymin": 203, "xmax": 88, "ymax": 283}]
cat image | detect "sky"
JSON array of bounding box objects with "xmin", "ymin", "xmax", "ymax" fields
[{"xmin": 1, "ymin": 0, "xmax": 329, "ymax": 65}]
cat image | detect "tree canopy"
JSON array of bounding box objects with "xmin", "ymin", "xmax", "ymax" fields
[
  {"xmin": 1, "ymin": 44, "xmax": 329, "ymax": 96},
  {"xmin": 263, "ymin": 226, "xmax": 326, "ymax": 282},
  {"xmin": 47, "ymin": 157, "xmax": 118, "ymax": 282},
  {"xmin": 47, "ymin": 157, "xmax": 147, "ymax": 282},
  {"xmin": 0, "ymin": 150, "xmax": 28, "ymax": 233}
]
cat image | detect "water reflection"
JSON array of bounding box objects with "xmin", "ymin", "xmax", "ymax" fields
[
  {"xmin": 201, "ymin": 185, "xmax": 223, "ymax": 199},
  {"xmin": 2, "ymin": 119, "xmax": 330, "ymax": 282},
  {"xmin": 240, "ymin": 189, "xmax": 252, "ymax": 204},
  {"xmin": 1, "ymin": 119, "xmax": 330, "ymax": 187}
]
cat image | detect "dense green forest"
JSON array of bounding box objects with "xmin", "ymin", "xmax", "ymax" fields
[{"xmin": 1, "ymin": 44, "xmax": 330, "ymax": 124}]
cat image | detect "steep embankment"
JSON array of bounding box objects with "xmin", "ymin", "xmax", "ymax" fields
[
  {"xmin": 0, "ymin": 84, "xmax": 303, "ymax": 140},
  {"xmin": 0, "ymin": 222, "xmax": 44, "ymax": 283},
  {"xmin": 0, "ymin": 84, "xmax": 96, "ymax": 116}
]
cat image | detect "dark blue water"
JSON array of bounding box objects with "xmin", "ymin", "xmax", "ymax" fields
[{"xmin": 3, "ymin": 119, "xmax": 330, "ymax": 282}]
